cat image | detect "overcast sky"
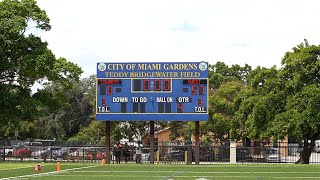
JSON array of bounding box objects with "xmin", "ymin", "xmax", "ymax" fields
[{"xmin": 36, "ymin": 0, "xmax": 320, "ymax": 78}]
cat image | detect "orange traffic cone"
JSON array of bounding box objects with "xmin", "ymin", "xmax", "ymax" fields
[
  {"xmin": 101, "ymin": 159, "xmax": 105, "ymax": 166},
  {"xmin": 57, "ymin": 162, "xmax": 61, "ymax": 172}
]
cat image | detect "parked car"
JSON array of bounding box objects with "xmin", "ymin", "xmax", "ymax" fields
[
  {"xmin": 96, "ymin": 147, "xmax": 116, "ymax": 160},
  {"xmin": 0, "ymin": 147, "xmax": 4, "ymax": 158},
  {"xmin": 288, "ymin": 143, "xmax": 303, "ymax": 155},
  {"xmin": 18, "ymin": 141, "xmax": 42, "ymax": 147},
  {"xmin": 70, "ymin": 147, "xmax": 100, "ymax": 160},
  {"xmin": 96, "ymin": 150, "xmax": 107, "ymax": 160},
  {"xmin": 31, "ymin": 147, "xmax": 48, "ymax": 159},
  {"xmin": 313, "ymin": 140, "xmax": 320, "ymax": 153},
  {"xmin": 236, "ymin": 148, "xmax": 253, "ymax": 162},
  {"xmin": 165, "ymin": 146, "xmax": 187, "ymax": 161},
  {"xmin": 3, "ymin": 146, "xmax": 14, "ymax": 157},
  {"xmin": 40, "ymin": 146, "xmax": 63, "ymax": 160},
  {"xmin": 148, "ymin": 149, "xmax": 165, "ymax": 161},
  {"xmin": 199, "ymin": 147, "xmax": 214, "ymax": 162},
  {"xmin": 40, "ymin": 147, "xmax": 77, "ymax": 160},
  {"xmin": 263, "ymin": 148, "xmax": 281, "ymax": 162},
  {"xmin": 70, "ymin": 148, "xmax": 81, "ymax": 160},
  {"xmin": 56, "ymin": 147, "xmax": 78, "ymax": 159},
  {"xmin": 12, "ymin": 145, "xmax": 33, "ymax": 157},
  {"xmin": 165, "ymin": 146, "xmax": 214, "ymax": 162},
  {"xmin": 85, "ymin": 148, "xmax": 100, "ymax": 160},
  {"xmin": 133, "ymin": 147, "xmax": 151, "ymax": 161}
]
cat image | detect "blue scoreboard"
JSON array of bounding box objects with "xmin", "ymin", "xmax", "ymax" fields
[{"xmin": 96, "ymin": 62, "xmax": 208, "ymax": 121}]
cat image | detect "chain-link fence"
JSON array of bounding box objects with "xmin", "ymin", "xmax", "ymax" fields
[{"xmin": 1, "ymin": 140, "xmax": 320, "ymax": 164}]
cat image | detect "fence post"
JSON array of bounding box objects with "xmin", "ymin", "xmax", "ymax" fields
[
  {"xmin": 157, "ymin": 150, "xmax": 160, "ymax": 164},
  {"xmin": 150, "ymin": 121, "xmax": 155, "ymax": 164},
  {"xmin": 230, "ymin": 140, "xmax": 236, "ymax": 164},
  {"xmin": 195, "ymin": 121, "xmax": 200, "ymax": 164},
  {"xmin": 50, "ymin": 141, "xmax": 52, "ymax": 163},
  {"xmin": 105, "ymin": 121, "xmax": 111, "ymax": 164},
  {"xmin": 2, "ymin": 140, "xmax": 5, "ymax": 162},
  {"xmin": 187, "ymin": 140, "xmax": 192, "ymax": 164}
]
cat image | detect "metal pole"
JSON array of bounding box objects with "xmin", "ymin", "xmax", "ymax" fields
[
  {"xmin": 150, "ymin": 121, "xmax": 155, "ymax": 164},
  {"xmin": 2, "ymin": 140, "xmax": 5, "ymax": 162},
  {"xmin": 105, "ymin": 121, "xmax": 111, "ymax": 164},
  {"xmin": 195, "ymin": 121, "xmax": 200, "ymax": 164}
]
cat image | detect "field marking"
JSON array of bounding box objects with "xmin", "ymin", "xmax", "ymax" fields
[
  {"xmin": 0, "ymin": 164, "xmax": 52, "ymax": 171},
  {"xmin": 49, "ymin": 174, "xmax": 320, "ymax": 179},
  {"xmin": 0, "ymin": 166, "xmax": 36, "ymax": 171},
  {"xmin": 0, "ymin": 163, "xmax": 57, "ymax": 171},
  {"xmin": 73, "ymin": 170, "xmax": 181, "ymax": 173},
  {"xmin": 161, "ymin": 169, "xmax": 190, "ymax": 180},
  {"xmin": 0, "ymin": 165, "xmax": 98, "ymax": 180},
  {"xmin": 72, "ymin": 170, "xmax": 320, "ymax": 174}
]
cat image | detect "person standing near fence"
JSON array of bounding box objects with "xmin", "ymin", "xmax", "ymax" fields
[
  {"xmin": 123, "ymin": 143, "xmax": 130, "ymax": 163},
  {"xmin": 114, "ymin": 142, "xmax": 121, "ymax": 164},
  {"xmin": 135, "ymin": 141, "xmax": 142, "ymax": 164}
]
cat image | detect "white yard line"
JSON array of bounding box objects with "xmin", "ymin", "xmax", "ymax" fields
[
  {"xmin": 72, "ymin": 170, "xmax": 320, "ymax": 174},
  {"xmin": 0, "ymin": 165, "xmax": 98, "ymax": 180},
  {"xmin": 47, "ymin": 174, "xmax": 320, "ymax": 179},
  {"xmin": 73, "ymin": 170, "xmax": 180, "ymax": 173},
  {"xmin": 0, "ymin": 165, "xmax": 50, "ymax": 171},
  {"xmin": 0, "ymin": 166, "xmax": 34, "ymax": 171}
]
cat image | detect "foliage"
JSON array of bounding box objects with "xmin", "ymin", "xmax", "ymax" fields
[
  {"xmin": 0, "ymin": 0, "xmax": 82, "ymax": 138},
  {"xmin": 169, "ymin": 62, "xmax": 251, "ymax": 142},
  {"xmin": 34, "ymin": 75, "xmax": 95, "ymax": 140},
  {"xmin": 169, "ymin": 121, "xmax": 195, "ymax": 141},
  {"xmin": 207, "ymin": 80, "xmax": 246, "ymax": 143},
  {"xmin": 234, "ymin": 66, "xmax": 286, "ymax": 140},
  {"xmin": 209, "ymin": 62, "xmax": 251, "ymax": 89},
  {"xmin": 206, "ymin": 62, "xmax": 250, "ymax": 143},
  {"xmin": 119, "ymin": 121, "xmax": 149, "ymax": 141},
  {"xmin": 68, "ymin": 121, "xmax": 105, "ymax": 142},
  {"xmin": 276, "ymin": 40, "xmax": 320, "ymax": 163},
  {"xmin": 236, "ymin": 40, "xmax": 320, "ymax": 163}
]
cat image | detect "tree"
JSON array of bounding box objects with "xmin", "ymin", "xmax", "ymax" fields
[
  {"xmin": 0, "ymin": 0, "xmax": 82, "ymax": 138},
  {"xmin": 209, "ymin": 62, "xmax": 251, "ymax": 90},
  {"xmin": 236, "ymin": 40, "xmax": 320, "ymax": 164},
  {"xmin": 34, "ymin": 75, "xmax": 95, "ymax": 140},
  {"xmin": 273, "ymin": 40, "xmax": 320, "ymax": 163},
  {"xmin": 206, "ymin": 62, "xmax": 250, "ymax": 144},
  {"xmin": 68, "ymin": 121, "xmax": 105, "ymax": 143},
  {"xmin": 169, "ymin": 62, "xmax": 251, "ymax": 142},
  {"xmin": 207, "ymin": 80, "xmax": 246, "ymax": 144},
  {"xmin": 272, "ymin": 85, "xmax": 320, "ymax": 164},
  {"xmin": 235, "ymin": 66, "xmax": 286, "ymax": 140}
]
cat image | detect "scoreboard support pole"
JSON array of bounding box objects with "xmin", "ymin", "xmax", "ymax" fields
[
  {"xmin": 150, "ymin": 121, "xmax": 155, "ymax": 164},
  {"xmin": 195, "ymin": 121, "xmax": 200, "ymax": 165},
  {"xmin": 105, "ymin": 121, "xmax": 111, "ymax": 164}
]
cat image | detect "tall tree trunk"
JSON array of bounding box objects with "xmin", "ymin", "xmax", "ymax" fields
[
  {"xmin": 298, "ymin": 148, "xmax": 312, "ymax": 164},
  {"xmin": 296, "ymin": 134, "xmax": 318, "ymax": 164}
]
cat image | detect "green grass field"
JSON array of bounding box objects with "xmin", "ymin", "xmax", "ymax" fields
[{"xmin": 1, "ymin": 162, "xmax": 320, "ymax": 180}]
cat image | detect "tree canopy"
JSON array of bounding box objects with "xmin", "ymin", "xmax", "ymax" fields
[
  {"xmin": 169, "ymin": 62, "xmax": 251, "ymax": 143},
  {"xmin": 234, "ymin": 40, "xmax": 320, "ymax": 163},
  {"xmin": 0, "ymin": 0, "xmax": 82, "ymax": 138}
]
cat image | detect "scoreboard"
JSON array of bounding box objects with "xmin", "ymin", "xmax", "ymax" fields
[{"xmin": 96, "ymin": 62, "xmax": 208, "ymax": 121}]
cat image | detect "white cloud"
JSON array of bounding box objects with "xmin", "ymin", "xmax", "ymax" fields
[{"xmin": 36, "ymin": 0, "xmax": 320, "ymax": 77}]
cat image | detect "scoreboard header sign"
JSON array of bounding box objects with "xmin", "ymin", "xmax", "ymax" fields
[{"xmin": 96, "ymin": 62, "xmax": 209, "ymax": 121}]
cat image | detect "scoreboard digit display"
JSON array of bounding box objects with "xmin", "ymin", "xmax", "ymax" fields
[{"xmin": 96, "ymin": 62, "xmax": 208, "ymax": 121}]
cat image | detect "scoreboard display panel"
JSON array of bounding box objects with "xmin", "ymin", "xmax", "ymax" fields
[{"xmin": 96, "ymin": 62, "xmax": 208, "ymax": 121}]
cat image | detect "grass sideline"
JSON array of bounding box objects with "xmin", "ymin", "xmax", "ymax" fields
[{"xmin": 1, "ymin": 163, "xmax": 320, "ymax": 179}]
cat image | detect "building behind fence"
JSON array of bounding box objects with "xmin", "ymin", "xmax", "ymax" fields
[{"xmin": 1, "ymin": 139, "xmax": 320, "ymax": 164}]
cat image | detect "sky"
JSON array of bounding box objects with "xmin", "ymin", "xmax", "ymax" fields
[{"xmin": 35, "ymin": 0, "xmax": 320, "ymax": 78}]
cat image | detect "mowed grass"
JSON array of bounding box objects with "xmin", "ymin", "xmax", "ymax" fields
[{"xmin": 1, "ymin": 162, "xmax": 320, "ymax": 180}]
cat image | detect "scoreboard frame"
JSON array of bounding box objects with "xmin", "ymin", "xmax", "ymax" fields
[{"xmin": 96, "ymin": 62, "xmax": 209, "ymax": 121}]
